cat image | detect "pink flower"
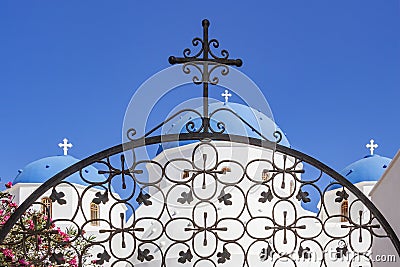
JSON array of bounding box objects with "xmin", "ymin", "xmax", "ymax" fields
[
  {"xmin": 28, "ymin": 219, "xmax": 34, "ymax": 230},
  {"xmin": 57, "ymin": 228, "xmax": 70, "ymax": 242},
  {"xmin": 5, "ymin": 182, "xmax": 12, "ymax": 188},
  {"xmin": 61, "ymin": 232, "xmax": 70, "ymax": 242},
  {"xmin": 1, "ymin": 215, "xmax": 10, "ymax": 224},
  {"xmin": 1, "ymin": 248, "xmax": 14, "ymax": 260},
  {"xmin": 18, "ymin": 259, "xmax": 29, "ymax": 266},
  {"xmin": 69, "ymin": 257, "xmax": 78, "ymax": 267}
]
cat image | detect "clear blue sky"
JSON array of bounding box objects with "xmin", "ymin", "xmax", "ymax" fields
[{"xmin": 0, "ymin": 1, "xmax": 399, "ymax": 189}]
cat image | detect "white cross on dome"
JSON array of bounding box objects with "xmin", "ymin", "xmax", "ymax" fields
[
  {"xmin": 221, "ymin": 90, "xmax": 232, "ymax": 103},
  {"xmin": 366, "ymin": 139, "xmax": 378, "ymax": 156},
  {"xmin": 58, "ymin": 138, "xmax": 73, "ymax": 156}
]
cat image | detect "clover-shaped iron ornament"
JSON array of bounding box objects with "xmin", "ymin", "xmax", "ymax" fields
[
  {"xmin": 50, "ymin": 188, "xmax": 66, "ymax": 205},
  {"xmin": 177, "ymin": 190, "xmax": 194, "ymax": 204},
  {"xmin": 136, "ymin": 191, "xmax": 152, "ymax": 206},
  {"xmin": 92, "ymin": 191, "xmax": 109, "ymax": 205},
  {"xmin": 137, "ymin": 248, "xmax": 154, "ymax": 262},
  {"xmin": 178, "ymin": 249, "xmax": 193, "ymax": 264},
  {"xmin": 335, "ymin": 189, "xmax": 349, "ymax": 203},
  {"xmin": 259, "ymin": 189, "xmax": 274, "ymax": 203},
  {"xmin": 217, "ymin": 247, "xmax": 231, "ymax": 263},
  {"xmin": 296, "ymin": 189, "xmax": 311, "ymax": 203},
  {"xmin": 95, "ymin": 250, "xmax": 111, "ymax": 265},
  {"xmin": 218, "ymin": 189, "xmax": 232, "ymax": 206}
]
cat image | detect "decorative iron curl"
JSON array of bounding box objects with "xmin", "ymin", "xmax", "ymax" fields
[
  {"xmin": 208, "ymin": 63, "xmax": 229, "ymax": 85},
  {"xmin": 273, "ymin": 131, "xmax": 283, "ymax": 144},
  {"xmin": 126, "ymin": 128, "xmax": 137, "ymax": 142},
  {"xmin": 208, "ymin": 39, "xmax": 230, "ymax": 60},
  {"xmin": 181, "ymin": 61, "xmax": 230, "ymax": 86},
  {"xmin": 169, "ymin": 20, "xmax": 242, "ymax": 67},
  {"xmin": 183, "ymin": 37, "xmax": 204, "ymax": 59},
  {"xmin": 147, "ymin": 106, "xmax": 289, "ymax": 142},
  {"xmin": 208, "ymin": 121, "xmax": 226, "ymax": 134},
  {"xmin": 185, "ymin": 119, "xmax": 204, "ymax": 134},
  {"xmin": 182, "ymin": 62, "xmax": 203, "ymax": 85}
]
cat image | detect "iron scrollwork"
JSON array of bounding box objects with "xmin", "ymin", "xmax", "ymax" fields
[
  {"xmin": 168, "ymin": 19, "xmax": 243, "ymax": 136},
  {"xmin": 0, "ymin": 134, "xmax": 399, "ymax": 266}
]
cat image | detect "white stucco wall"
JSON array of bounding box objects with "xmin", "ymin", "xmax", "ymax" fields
[{"xmin": 370, "ymin": 150, "xmax": 400, "ymax": 266}]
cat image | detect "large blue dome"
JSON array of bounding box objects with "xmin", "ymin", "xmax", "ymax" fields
[
  {"xmin": 156, "ymin": 102, "xmax": 290, "ymax": 155},
  {"xmin": 13, "ymin": 155, "xmax": 107, "ymax": 187},
  {"xmin": 329, "ymin": 154, "xmax": 391, "ymax": 190}
]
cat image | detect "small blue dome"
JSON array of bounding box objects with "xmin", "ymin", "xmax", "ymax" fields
[
  {"xmin": 13, "ymin": 155, "xmax": 107, "ymax": 187},
  {"xmin": 156, "ymin": 102, "xmax": 290, "ymax": 155},
  {"xmin": 329, "ymin": 154, "xmax": 391, "ymax": 190}
]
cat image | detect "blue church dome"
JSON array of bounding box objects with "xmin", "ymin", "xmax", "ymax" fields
[
  {"xmin": 156, "ymin": 102, "xmax": 290, "ymax": 155},
  {"xmin": 329, "ymin": 154, "xmax": 391, "ymax": 190},
  {"xmin": 13, "ymin": 155, "xmax": 107, "ymax": 187}
]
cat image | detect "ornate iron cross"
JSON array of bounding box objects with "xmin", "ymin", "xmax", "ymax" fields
[
  {"xmin": 99, "ymin": 213, "xmax": 144, "ymax": 248},
  {"xmin": 169, "ymin": 19, "xmax": 242, "ymax": 132},
  {"xmin": 341, "ymin": 210, "xmax": 380, "ymax": 243},
  {"xmin": 266, "ymin": 155, "xmax": 305, "ymax": 189},
  {"xmin": 12, "ymin": 215, "xmax": 58, "ymax": 251},
  {"xmin": 98, "ymin": 154, "xmax": 143, "ymax": 189},
  {"xmin": 185, "ymin": 212, "xmax": 227, "ymax": 246},
  {"xmin": 265, "ymin": 211, "xmax": 306, "ymax": 244},
  {"xmin": 183, "ymin": 153, "xmax": 225, "ymax": 189}
]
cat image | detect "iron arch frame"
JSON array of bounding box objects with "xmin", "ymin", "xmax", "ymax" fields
[{"xmin": 0, "ymin": 132, "xmax": 399, "ymax": 267}]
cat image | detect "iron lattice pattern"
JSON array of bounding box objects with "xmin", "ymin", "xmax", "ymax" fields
[{"xmin": 0, "ymin": 136, "xmax": 395, "ymax": 266}]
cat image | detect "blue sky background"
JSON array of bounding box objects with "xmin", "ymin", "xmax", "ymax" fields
[{"xmin": 0, "ymin": 1, "xmax": 399, "ymax": 194}]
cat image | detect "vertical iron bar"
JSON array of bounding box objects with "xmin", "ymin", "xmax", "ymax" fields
[{"xmin": 202, "ymin": 19, "xmax": 210, "ymax": 130}]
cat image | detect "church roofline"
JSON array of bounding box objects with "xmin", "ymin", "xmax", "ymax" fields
[{"xmin": 369, "ymin": 149, "xmax": 400, "ymax": 196}]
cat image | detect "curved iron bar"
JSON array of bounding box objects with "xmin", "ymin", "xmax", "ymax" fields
[
  {"xmin": 0, "ymin": 132, "xmax": 399, "ymax": 261},
  {"xmin": 138, "ymin": 105, "xmax": 283, "ymax": 144},
  {"xmin": 141, "ymin": 108, "xmax": 203, "ymax": 138},
  {"xmin": 208, "ymin": 107, "xmax": 279, "ymax": 142}
]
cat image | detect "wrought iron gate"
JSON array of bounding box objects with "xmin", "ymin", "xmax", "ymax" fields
[{"xmin": 0, "ymin": 19, "xmax": 399, "ymax": 267}]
